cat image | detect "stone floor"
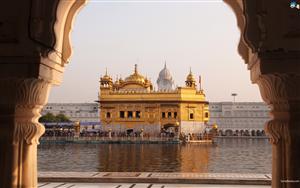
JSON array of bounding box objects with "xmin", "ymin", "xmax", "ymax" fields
[
  {"xmin": 38, "ymin": 182, "xmax": 270, "ymax": 188},
  {"xmin": 38, "ymin": 172, "xmax": 271, "ymax": 187}
]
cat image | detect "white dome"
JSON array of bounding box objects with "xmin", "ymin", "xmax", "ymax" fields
[
  {"xmin": 156, "ymin": 63, "xmax": 174, "ymax": 90},
  {"xmin": 158, "ymin": 64, "xmax": 172, "ymax": 80}
]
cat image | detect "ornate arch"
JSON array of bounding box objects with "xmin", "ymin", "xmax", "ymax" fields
[
  {"xmin": 50, "ymin": 0, "xmax": 88, "ymax": 66},
  {"xmin": 223, "ymin": 0, "xmax": 250, "ymax": 63}
]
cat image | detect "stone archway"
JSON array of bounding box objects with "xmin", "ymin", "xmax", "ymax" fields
[
  {"xmin": 225, "ymin": 129, "xmax": 233, "ymax": 136},
  {"xmin": 251, "ymin": 130, "xmax": 256, "ymax": 136},
  {"xmin": 0, "ymin": 1, "xmax": 300, "ymax": 188}
]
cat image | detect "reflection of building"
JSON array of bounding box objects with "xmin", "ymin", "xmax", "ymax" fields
[
  {"xmin": 97, "ymin": 144, "xmax": 210, "ymax": 173},
  {"xmin": 98, "ymin": 64, "xmax": 209, "ymax": 135},
  {"xmin": 208, "ymin": 102, "xmax": 271, "ymax": 136}
]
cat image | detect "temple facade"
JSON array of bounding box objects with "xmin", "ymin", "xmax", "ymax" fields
[{"xmin": 98, "ymin": 64, "xmax": 209, "ymax": 135}]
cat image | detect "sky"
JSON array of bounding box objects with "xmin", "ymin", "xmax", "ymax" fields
[{"xmin": 48, "ymin": 0, "xmax": 263, "ymax": 103}]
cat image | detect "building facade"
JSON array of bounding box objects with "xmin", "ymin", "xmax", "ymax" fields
[
  {"xmin": 208, "ymin": 102, "xmax": 271, "ymax": 136},
  {"xmin": 42, "ymin": 103, "xmax": 100, "ymax": 123},
  {"xmin": 99, "ymin": 64, "xmax": 209, "ymax": 135}
]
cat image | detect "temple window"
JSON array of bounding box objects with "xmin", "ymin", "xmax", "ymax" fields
[
  {"xmin": 162, "ymin": 112, "xmax": 166, "ymax": 118},
  {"xmin": 120, "ymin": 111, "xmax": 125, "ymax": 118},
  {"xmin": 106, "ymin": 112, "xmax": 111, "ymax": 118},
  {"xmin": 128, "ymin": 111, "xmax": 133, "ymax": 118},
  {"xmin": 136, "ymin": 111, "xmax": 141, "ymax": 118},
  {"xmin": 189, "ymin": 113, "xmax": 194, "ymax": 120},
  {"xmin": 174, "ymin": 112, "xmax": 177, "ymax": 119},
  {"xmin": 205, "ymin": 112, "xmax": 209, "ymax": 118},
  {"xmin": 168, "ymin": 112, "xmax": 172, "ymax": 118}
]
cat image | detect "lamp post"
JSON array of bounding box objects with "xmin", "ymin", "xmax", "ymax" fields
[
  {"xmin": 175, "ymin": 121, "xmax": 180, "ymax": 141},
  {"xmin": 231, "ymin": 93, "xmax": 237, "ymax": 103}
]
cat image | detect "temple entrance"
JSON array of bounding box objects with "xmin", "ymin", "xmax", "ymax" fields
[
  {"xmin": 162, "ymin": 124, "xmax": 178, "ymax": 137},
  {"xmin": 126, "ymin": 129, "xmax": 134, "ymax": 136}
]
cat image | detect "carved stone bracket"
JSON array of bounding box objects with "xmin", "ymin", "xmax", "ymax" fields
[
  {"xmin": 265, "ymin": 119, "xmax": 291, "ymax": 145},
  {"xmin": 0, "ymin": 78, "xmax": 51, "ymax": 144},
  {"xmin": 254, "ymin": 73, "xmax": 300, "ymax": 142}
]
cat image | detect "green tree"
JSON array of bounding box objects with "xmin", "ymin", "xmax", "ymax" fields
[
  {"xmin": 39, "ymin": 113, "xmax": 57, "ymax": 122},
  {"xmin": 39, "ymin": 113, "xmax": 71, "ymax": 123},
  {"xmin": 56, "ymin": 114, "xmax": 71, "ymax": 122}
]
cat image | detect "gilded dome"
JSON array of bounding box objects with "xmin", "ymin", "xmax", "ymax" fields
[
  {"xmin": 101, "ymin": 68, "xmax": 112, "ymax": 82},
  {"xmin": 185, "ymin": 68, "xmax": 197, "ymax": 88},
  {"xmin": 102, "ymin": 74, "xmax": 112, "ymax": 81},
  {"xmin": 125, "ymin": 64, "xmax": 146, "ymax": 84},
  {"xmin": 186, "ymin": 68, "xmax": 196, "ymax": 82}
]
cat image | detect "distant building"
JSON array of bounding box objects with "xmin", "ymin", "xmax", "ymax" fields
[
  {"xmin": 41, "ymin": 103, "xmax": 99, "ymax": 123},
  {"xmin": 98, "ymin": 64, "xmax": 209, "ymax": 135},
  {"xmin": 208, "ymin": 102, "xmax": 271, "ymax": 136}
]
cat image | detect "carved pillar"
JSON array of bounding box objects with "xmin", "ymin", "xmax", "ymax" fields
[
  {"xmin": 248, "ymin": 51, "xmax": 300, "ymax": 188},
  {"xmin": 0, "ymin": 1, "xmax": 87, "ymax": 187},
  {"xmin": 0, "ymin": 78, "xmax": 51, "ymax": 188},
  {"xmin": 255, "ymin": 70, "xmax": 300, "ymax": 188},
  {"xmin": 224, "ymin": 0, "xmax": 300, "ymax": 187}
]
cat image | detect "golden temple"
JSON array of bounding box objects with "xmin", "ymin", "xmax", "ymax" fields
[{"xmin": 99, "ymin": 64, "xmax": 209, "ymax": 135}]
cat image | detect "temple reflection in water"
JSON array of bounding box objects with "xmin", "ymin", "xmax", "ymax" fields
[
  {"xmin": 38, "ymin": 139, "xmax": 272, "ymax": 173},
  {"xmin": 98, "ymin": 144, "xmax": 211, "ymax": 172}
]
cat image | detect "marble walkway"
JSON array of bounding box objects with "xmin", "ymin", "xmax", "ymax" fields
[
  {"xmin": 38, "ymin": 182, "xmax": 270, "ymax": 188},
  {"xmin": 39, "ymin": 172, "xmax": 271, "ymax": 187}
]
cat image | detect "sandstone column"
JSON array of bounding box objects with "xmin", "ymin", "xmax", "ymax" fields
[
  {"xmin": 256, "ymin": 73, "xmax": 300, "ymax": 188},
  {"xmin": 0, "ymin": 1, "xmax": 87, "ymax": 187},
  {"xmin": 0, "ymin": 78, "xmax": 51, "ymax": 188},
  {"xmin": 223, "ymin": 1, "xmax": 300, "ymax": 187}
]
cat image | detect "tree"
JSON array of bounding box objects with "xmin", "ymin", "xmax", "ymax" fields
[
  {"xmin": 39, "ymin": 113, "xmax": 57, "ymax": 122},
  {"xmin": 56, "ymin": 114, "xmax": 71, "ymax": 122},
  {"xmin": 39, "ymin": 113, "xmax": 71, "ymax": 123}
]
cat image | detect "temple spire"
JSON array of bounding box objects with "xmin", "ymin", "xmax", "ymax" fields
[
  {"xmin": 199, "ymin": 75, "xmax": 202, "ymax": 90},
  {"xmin": 134, "ymin": 64, "xmax": 138, "ymax": 74}
]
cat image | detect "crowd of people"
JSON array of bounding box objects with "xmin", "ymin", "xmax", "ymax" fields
[
  {"xmin": 42, "ymin": 127, "xmax": 215, "ymax": 142},
  {"xmin": 44, "ymin": 129, "xmax": 75, "ymax": 137}
]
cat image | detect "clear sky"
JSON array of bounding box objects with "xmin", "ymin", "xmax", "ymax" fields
[{"xmin": 48, "ymin": 0, "xmax": 263, "ymax": 103}]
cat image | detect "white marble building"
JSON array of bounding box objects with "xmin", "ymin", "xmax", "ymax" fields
[
  {"xmin": 208, "ymin": 102, "xmax": 271, "ymax": 136},
  {"xmin": 42, "ymin": 103, "xmax": 99, "ymax": 123}
]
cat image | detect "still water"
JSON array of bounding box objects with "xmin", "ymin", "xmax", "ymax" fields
[{"xmin": 38, "ymin": 138, "xmax": 272, "ymax": 173}]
